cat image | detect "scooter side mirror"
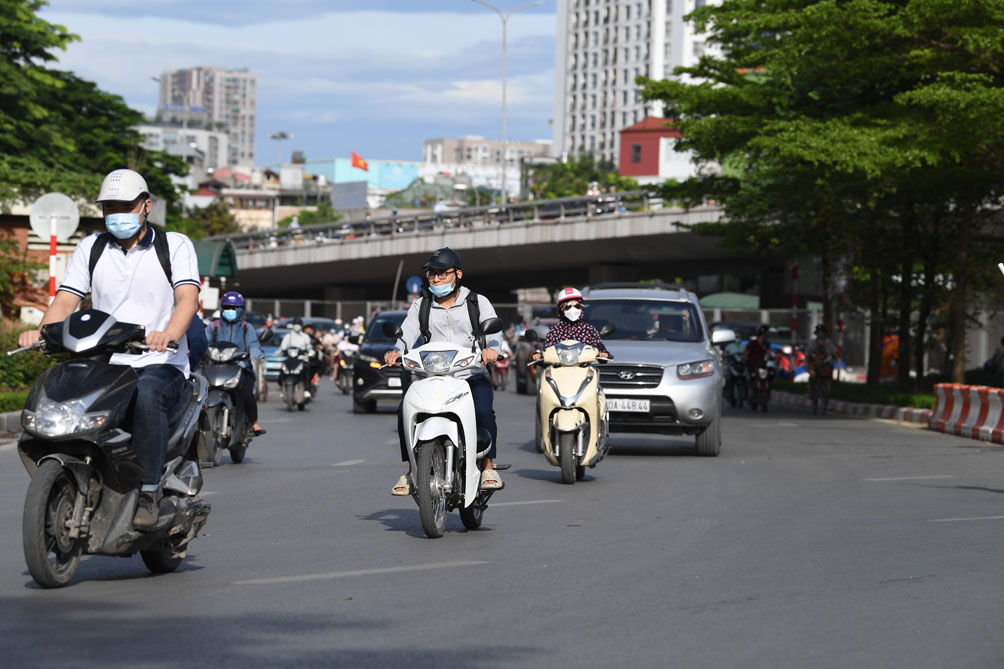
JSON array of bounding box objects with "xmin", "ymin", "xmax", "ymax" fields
[
  {"xmin": 598, "ymin": 323, "xmax": 616, "ymax": 337},
  {"xmin": 258, "ymin": 327, "xmax": 273, "ymax": 344},
  {"xmin": 381, "ymin": 322, "xmax": 407, "ymax": 353},
  {"xmin": 480, "ymin": 317, "xmax": 504, "ymax": 335}
]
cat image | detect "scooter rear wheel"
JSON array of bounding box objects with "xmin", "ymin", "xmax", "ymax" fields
[
  {"xmin": 459, "ymin": 503, "xmax": 483, "ymax": 530},
  {"xmin": 23, "ymin": 460, "xmax": 82, "ymax": 588},
  {"xmin": 141, "ymin": 545, "xmax": 183, "ymax": 573},
  {"xmin": 415, "ymin": 441, "xmax": 448, "ymax": 538}
]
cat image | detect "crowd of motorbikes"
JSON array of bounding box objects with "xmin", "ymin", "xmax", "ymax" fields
[{"xmin": 723, "ymin": 351, "xmax": 777, "ymax": 412}]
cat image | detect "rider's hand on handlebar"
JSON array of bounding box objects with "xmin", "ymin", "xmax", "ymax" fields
[
  {"xmin": 598, "ymin": 351, "xmax": 610, "ymax": 358},
  {"xmin": 145, "ymin": 331, "xmax": 176, "ymax": 353},
  {"xmin": 18, "ymin": 329, "xmax": 41, "ymax": 348},
  {"xmin": 384, "ymin": 350, "xmax": 401, "ymax": 366},
  {"xmin": 482, "ymin": 349, "xmax": 499, "ymax": 365},
  {"xmin": 531, "ymin": 351, "xmax": 541, "ymax": 361}
]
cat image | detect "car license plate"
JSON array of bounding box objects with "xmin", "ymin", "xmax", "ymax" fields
[
  {"xmin": 388, "ymin": 377, "xmax": 402, "ymax": 388},
  {"xmin": 607, "ymin": 398, "xmax": 650, "ymax": 413}
]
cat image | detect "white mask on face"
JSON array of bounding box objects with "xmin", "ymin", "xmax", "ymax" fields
[{"xmin": 564, "ymin": 307, "xmax": 582, "ymax": 322}]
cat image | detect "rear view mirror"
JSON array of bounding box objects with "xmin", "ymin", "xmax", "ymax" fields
[
  {"xmin": 711, "ymin": 328, "xmax": 736, "ymax": 346},
  {"xmin": 258, "ymin": 327, "xmax": 273, "ymax": 344},
  {"xmin": 480, "ymin": 317, "xmax": 504, "ymax": 335},
  {"xmin": 381, "ymin": 322, "xmax": 403, "ymax": 339}
]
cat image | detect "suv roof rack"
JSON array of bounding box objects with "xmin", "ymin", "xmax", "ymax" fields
[{"xmin": 586, "ymin": 281, "xmax": 683, "ymax": 291}]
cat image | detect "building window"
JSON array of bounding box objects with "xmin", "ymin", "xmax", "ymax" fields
[{"xmin": 631, "ymin": 144, "xmax": 642, "ymax": 163}]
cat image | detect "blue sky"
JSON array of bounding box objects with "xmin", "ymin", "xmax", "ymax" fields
[{"xmin": 40, "ymin": 1, "xmax": 557, "ymax": 165}]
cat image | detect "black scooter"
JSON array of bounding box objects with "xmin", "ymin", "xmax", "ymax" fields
[
  {"xmin": 199, "ymin": 335, "xmax": 269, "ymax": 466},
  {"xmin": 9, "ymin": 310, "xmax": 210, "ymax": 588},
  {"xmin": 723, "ymin": 353, "xmax": 748, "ymax": 408},
  {"xmin": 279, "ymin": 346, "xmax": 313, "ymax": 411}
]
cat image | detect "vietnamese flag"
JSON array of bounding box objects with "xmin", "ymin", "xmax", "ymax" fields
[{"xmin": 351, "ymin": 151, "xmax": 369, "ymax": 171}]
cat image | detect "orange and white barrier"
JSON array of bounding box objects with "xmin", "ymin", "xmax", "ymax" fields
[{"xmin": 930, "ymin": 383, "xmax": 1004, "ymax": 443}]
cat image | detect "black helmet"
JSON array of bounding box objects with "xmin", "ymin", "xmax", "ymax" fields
[
  {"xmin": 757, "ymin": 324, "xmax": 770, "ymax": 336},
  {"xmin": 814, "ymin": 324, "xmax": 827, "ymax": 336},
  {"xmin": 290, "ymin": 317, "xmax": 303, "ymax": 326},
  {"xmin": 423, "ymin": 247, "xmax": 463, "ymax": 271}
]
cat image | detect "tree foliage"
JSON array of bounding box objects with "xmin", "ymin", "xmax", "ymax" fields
[
  {"xmin": 169, "ymin": 201, "xmax": 241, "ymax": 240},
  {"xmin": 641, "ymin": 0, "xmax": 1004, "ymax": 385},
  {"xmin": 277, "ymin": 203, "xmax": 340, "ymax": 228},
  {"xmin": 0, "ymin": 0, "xmax": 188, "ymax": 215},
  {"xmin": 526, "ymin": 153, "xmax": 639, "ymax": 200}
]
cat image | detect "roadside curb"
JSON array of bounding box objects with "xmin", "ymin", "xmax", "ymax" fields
[
  {"xmin": 0, "ymin": 410, "xmax": 21, "ymax": 434},
  {"xmin": 771, "ymin": 390, "xmax": 933, "ymax": 425}
]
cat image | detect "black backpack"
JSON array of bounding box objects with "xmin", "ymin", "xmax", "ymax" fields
[
  {"xmin": 417, "ymin": 287, "xmax": 485, "ymax": 349},
  {"xmin": 88, "ymin": 230, "xmax": 172, "ymax": 287}
]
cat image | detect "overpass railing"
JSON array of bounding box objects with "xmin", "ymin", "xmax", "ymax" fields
[{"xmin": 207, "ymin": 190, "xmax": 662, "ymax": 252}]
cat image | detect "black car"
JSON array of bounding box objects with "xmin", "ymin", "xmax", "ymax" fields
[{"xmin": 352, "ymin": 310, "xmax": 408, "ymax": 413}]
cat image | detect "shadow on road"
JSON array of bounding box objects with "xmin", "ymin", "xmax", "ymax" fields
[
  {"xmin": 20, "ymin": 551, "xmax": 208, "ymax": 590},
  {"xmin": 358, "ymin": 507, "xmax": 482, "ymax": 536},
  {"xmin": 0, "ymin": 597, "xmax": 538, "ymax": 666}
]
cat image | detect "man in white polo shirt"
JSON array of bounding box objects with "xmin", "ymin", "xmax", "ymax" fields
[{"xmin": 19, "ymin": 169, "xmax": 201, "ymax": 527}]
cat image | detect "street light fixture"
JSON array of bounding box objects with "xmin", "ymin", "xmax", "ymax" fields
[
  {"xmin": 471, "ymin": 0, "xmax": 545, "ymax": 205},
  {"xmin": 269, "ymin": 131, "xmax": 291, "ymax": 167}
]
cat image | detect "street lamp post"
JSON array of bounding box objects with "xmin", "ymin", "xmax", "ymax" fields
[
  {"xmin": 472, "ymin": 0, "xmax": 544, "ymax": 206},
  {"xmin": 269, "ymin": 131, "xmax": 291, "ymax": 168}
]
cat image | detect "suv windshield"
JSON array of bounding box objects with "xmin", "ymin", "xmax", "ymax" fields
[
  {"xmin": 364, "ymin": 312, "xmax": 407, "ymax": 343},
  {"xmin": 586, "ymin": 299, "xmax": 704, "ymax": 342}
]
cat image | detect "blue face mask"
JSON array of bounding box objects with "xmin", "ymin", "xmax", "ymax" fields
[
  {"xmin": 105, "ymin": 212, "xmax": 143, "ymax": 240},
  {"xmin": 222, "ymin": 309, "xmax": 239, "ymax": 322},
  {"xmin": 428, "ymin": 282, "xmax": 455, "ymax": 298}
]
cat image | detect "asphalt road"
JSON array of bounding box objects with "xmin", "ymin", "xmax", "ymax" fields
[{"xmin": 1, "ymin": 380, "xmax": 1003, "ymax": 668}]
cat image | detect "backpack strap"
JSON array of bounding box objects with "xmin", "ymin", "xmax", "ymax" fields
[
  {"xmin": 212, "ymin": 319, "xmax": 220, "ymax": 343},
  {"xmin": 418, "ymin": 288, "xmax": 433, "ymax": 344},
  {"xmin": 87, "ymin": 229, "xmax": 172, "ymax": 287},
  {"xmin": 466, "ymin": 290, "xmax": 486, "ymax": 349}
]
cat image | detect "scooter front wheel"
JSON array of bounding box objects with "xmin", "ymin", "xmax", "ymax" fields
[
  {"xmin": 23, "ymin": 460, "xmax": 83, "ymax": 588},
  {"xmin": 211, "ymin": 407, "xmax": 226, "ymax": 467},
  {"xmin": 559, "ymin": 432, "xmax": 576, "ymax": 484},
  {"xmin": 415, "ymin": 441, "xmax": 448, "ymax": 538}
]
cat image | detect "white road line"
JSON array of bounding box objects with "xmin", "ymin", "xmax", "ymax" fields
[
  {"xmin": 332, "ymin": 459, "xmax": 366, "ymax": 467},
  {"xmin": 863, "ymin": 475, "xmax": 957, "ymax": 482},
  {"xmin": 200, "ymin": 491, "xmax": 220, "ymax": 496},
  {"xmin": 0, "ymin": 442, "xmax": 17, "ymax": 452},
  {"xmin": 928, "ymin": 515, "xmax": 1004, "ymax": 523},
  {"xmin": 490, "ymin": 499, "xmax": 565, "ymax": 508},
  {"xmin": 236, "ymin": 560, "xmax": 491, "ymax": 586}
]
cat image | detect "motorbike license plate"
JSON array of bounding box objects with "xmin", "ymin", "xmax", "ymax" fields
[
  {"xmin": 606, "ymin": 398, "xmax": 650, "ymax": 413},
  {"xmin": 387, "ymin": 377, "xmax": 402, "ymax": 388}
]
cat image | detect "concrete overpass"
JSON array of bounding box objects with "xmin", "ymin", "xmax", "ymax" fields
[{"xmin": 211, "ymin": 193, "xmax": 776, "ymax": 304}]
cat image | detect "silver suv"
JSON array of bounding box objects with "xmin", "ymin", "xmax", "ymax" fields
[{"xmin": 582, "ymin": 283, "xmax": 736, "ymax": 456}]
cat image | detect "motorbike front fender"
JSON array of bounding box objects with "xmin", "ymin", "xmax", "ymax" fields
[{"xmin": 207, "ymin": 389, "xmax": 234, "ymax": 409}]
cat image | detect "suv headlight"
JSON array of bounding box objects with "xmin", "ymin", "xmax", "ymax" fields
[{"xmin": 677, "ymin": 360, "xmax": 715, "ymax": 379}]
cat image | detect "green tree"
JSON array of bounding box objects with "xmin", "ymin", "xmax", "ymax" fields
[
  {"xmin": 526, "ymin": 153, "xmax": 639, "ymax": 200},
  {"xmin": 171, "ymin": 201, "xmax": 240, "ymax": 240},
  {"xmin": 641, "ymin": 0, "xmax": 1004, "ymax": 384},
  {"xmin": 277, "ymin": 203, "xmax": 340, "ymax": 228},
  {"xmin": 0, "ymin": 1, "xmax": 187, "ymax": 216},
  {"xmin": 0, "ymin": 235, "xmax": 44, "ymax": 318}
]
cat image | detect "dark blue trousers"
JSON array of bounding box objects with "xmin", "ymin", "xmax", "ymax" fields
[
  {"xmin": 132, "ymin": 364, "xmax": 188, "ymax": 489},
  {"xmin": 397, "ymin": 373, "xmax": 498, "ymax": 461}
]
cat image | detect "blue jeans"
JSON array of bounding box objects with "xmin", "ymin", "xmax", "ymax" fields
[
  {"xmin": 132, "ymin": 365, "xmax": 188, "ymax": 489},
  {"xmin": 397, "ymin": 373, "xmax": 498, "ymax": 461}
]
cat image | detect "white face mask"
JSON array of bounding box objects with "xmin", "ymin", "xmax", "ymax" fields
[{"xmin": 564, "ymin": 307, "xmax": 582, "ymax": 322}]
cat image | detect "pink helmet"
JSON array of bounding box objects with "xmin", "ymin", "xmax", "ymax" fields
[{"xmin": 557, "ymin": 287, "xmax": 583, "ymax": 305}]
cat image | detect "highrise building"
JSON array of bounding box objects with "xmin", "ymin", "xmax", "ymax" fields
[
  {"xmin": 157, "ymin": 66, "xmax": 258, "ymax": 167},
  {"xmin": 553, "ymin": 0, "xmax": 719, "ymax": 164}
]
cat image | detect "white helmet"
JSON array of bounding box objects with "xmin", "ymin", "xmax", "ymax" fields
[
  {"xmin": 557, "ymin": 287, "xmax": 583, "ymax": 305},
  {"xmin": 96, "ymin": 169, "xmax": 149, "ymax": 203}
]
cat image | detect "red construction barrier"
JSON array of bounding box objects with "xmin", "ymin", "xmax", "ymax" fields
[{"xmin": 930, "ymin": 383, "xmax": 1004, "ymax": 444}]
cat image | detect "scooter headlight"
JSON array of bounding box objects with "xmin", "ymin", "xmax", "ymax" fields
[
  {"xmin": 23, "ymin": 393, "xmax": 110, "ymax": 437},
  {"xmin": 556, "ymin": 342, "xmax": 584, "ymax": 366},
  {"xmin": 222, "ymin": 374, "xmax": 242, "ymax": 389},
  {"xmin": 420, "ymin": 350, "xmax": 457, "ymax": 374}
]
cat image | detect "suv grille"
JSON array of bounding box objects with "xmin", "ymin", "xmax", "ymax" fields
[{"xmin": 600, "ymin": 365, "xmax": 664, "ymax": 389}]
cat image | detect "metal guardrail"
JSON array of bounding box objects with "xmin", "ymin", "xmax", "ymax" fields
[{"xmin": 206, "ymin": 190, "xmax": 662, "ymax": 252}]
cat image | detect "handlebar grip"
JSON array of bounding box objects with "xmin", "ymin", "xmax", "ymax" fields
[{"xmin": 6, "ymin": 342, "xmax": 42, "ymax": 357}]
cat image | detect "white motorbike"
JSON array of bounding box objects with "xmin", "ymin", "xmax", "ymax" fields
[{"xmin": 383, "ymin": 318, "xmax": 508, "ymax": 538}]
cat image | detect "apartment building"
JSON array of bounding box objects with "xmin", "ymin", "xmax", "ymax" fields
[
  {"xmin": 157, "ymin": 66, "xmax": 258, "ymax": 167},
  {"xmin": 553, "ymin": 0, "xmax": 719, "ymax": 163}
]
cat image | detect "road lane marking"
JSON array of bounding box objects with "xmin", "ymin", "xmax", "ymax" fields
[
  {"xmin": 0, "ymin": 442, "xmax": 17, "ymax": 452},
  {"xmin": 491, "ymin": 499, "xmax": 565, "ymax": 508},
  {"xmin": 928, "ymin": 515, "xmax": 1004, "ymax": 523},
  {"xmin": 236, "ymin": 560, "xmax": 491, "ymax": 585},
  {"xmin": 863, "ymin": 475, "xmax": 957, "ymax": 482},
  {"xmin": 332, "ymin": 459, "xmax": 366, "ymax": 467}
]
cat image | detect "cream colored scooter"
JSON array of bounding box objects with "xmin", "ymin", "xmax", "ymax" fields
[{"xmin": 527, "ymin": 327, "xmax": 613, "ymax": 484}]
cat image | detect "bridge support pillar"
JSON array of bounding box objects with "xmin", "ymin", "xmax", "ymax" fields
[{"xmin": 589, "ymin": 263, "xmax": 639, "ymax": 285}]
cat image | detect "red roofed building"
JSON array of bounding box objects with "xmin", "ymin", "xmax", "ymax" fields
[{"xmin": 618, "ymin": 117, "xmax": 699, "ymax": 184}]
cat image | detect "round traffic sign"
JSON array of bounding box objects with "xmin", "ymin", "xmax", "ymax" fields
[{"xmin": 29, "ymin": 192, "xmax": 80, "ymax": 242}]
